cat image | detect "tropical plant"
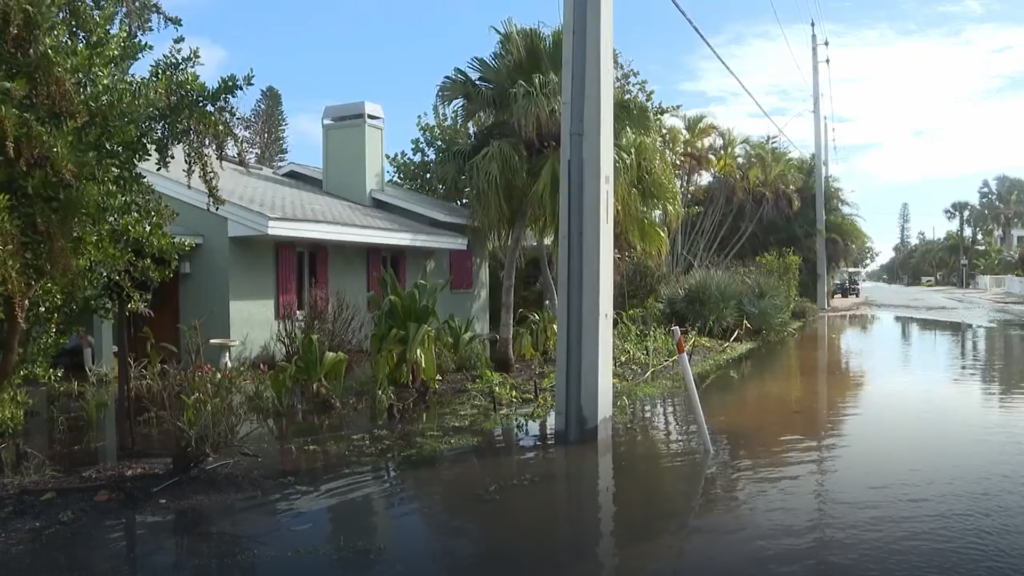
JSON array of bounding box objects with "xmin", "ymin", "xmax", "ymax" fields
[
  {"xmin": 275, "ymin": 288, "xmax": 370, "ymax": 361},
  {"xmin": 978, "ymin": 175, "xmax": 1024, "ymax": 249},
  {"xmin": 438, "ymin": 315, "xmax": 488, "ymax": 372},
  {"xmin": 276, "ymin": 334, "xmax": 348, "ymax": 406},
  {"xmin": 944, "ymin": 200, "xmax": 973, "ymax": 259},
  {"xmin": 514, "ymin": 307, "xmax": 557, "ymax": 360},
  {"xmin": 368, "ymin": 269, "xmax": 448, "ymax": 405},
  {"xmin": 434, "ymin": 20, "xmax": 681, "ymax": 369}
]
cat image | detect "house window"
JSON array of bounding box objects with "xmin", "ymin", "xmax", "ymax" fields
[
  {"xmin": 295, "ymin": 249, "xmax": 319, "ymax": 313},
  {"xmin": 450, "ymin": 249, "xmax": 474, "ymax": 291},
  {"xmin": 381, "ymin": 252, "xmax": 401, "ymax": 279}
]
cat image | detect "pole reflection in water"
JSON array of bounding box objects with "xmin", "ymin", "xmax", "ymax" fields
[{"xmin": 558, "ymin": 431, "xmax": 616, "ymax": 575}]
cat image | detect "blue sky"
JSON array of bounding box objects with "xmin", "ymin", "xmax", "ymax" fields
[{"xmin": 162, "ymin": 0, "xmax": 1024, "ymax": 266}]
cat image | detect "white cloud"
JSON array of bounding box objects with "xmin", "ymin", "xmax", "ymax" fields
[
  {"xmin": 186, "ymin": 37, "xmax": 229, "ymax": 82},
  {"xmin": 289, "ymin": 110, "xmax": 323, "ymax": 148},
  {"xmin": 677, "ymin": 21, "xmax": 1024, "ymax": 184},
  {"xmin": 675, "ymin": 15, "xmax": 1024, "ymax": 265},
  {"xmin": 937, "ymin": 0, "xmax": 992, "ymax": 15}
]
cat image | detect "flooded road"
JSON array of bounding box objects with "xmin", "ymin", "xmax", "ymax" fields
[{"xmin": 11, "ymin": 303, "xmax": 1024, "ymax": 575}]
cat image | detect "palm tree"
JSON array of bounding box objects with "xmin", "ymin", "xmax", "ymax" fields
[
  {"xmin": 943, "ymin": 200, "xmax": 972, "ymax": 260},
  {"xmin": 978, "ymin": 174, "xmax": 1024, "ymax": 249},
  {"xmin": 436, "ymin": 20, "xmax": 681, "ymax": 370},
  {"xmin": 436, "ymin": 19, "xmax": 562, "ymax": 372}
]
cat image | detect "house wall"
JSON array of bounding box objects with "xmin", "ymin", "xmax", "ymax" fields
[
  {"xmin": 227, "ymin": 239, "xmax": 373, "ymax": 359},
  {"xmin": 165, "ymin": 197, "xmax": 231, "ymax": 364},
  {"xmin": 224, "ymin": 238, "xmax": 490, "ymax": 359}
]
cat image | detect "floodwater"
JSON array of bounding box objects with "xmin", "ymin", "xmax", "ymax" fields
[{"xmin": 10, "ymin": 312, "xmax": 1024, "ymax": 575}]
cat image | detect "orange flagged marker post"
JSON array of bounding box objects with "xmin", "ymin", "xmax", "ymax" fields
[{"xmin": 671, "ymin": 326, "xmax": 713, "ymax": 455}]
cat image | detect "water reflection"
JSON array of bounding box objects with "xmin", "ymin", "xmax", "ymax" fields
[{"xmin": 11, "ymin": 313, "xmax": 1024, "ymax": 575}]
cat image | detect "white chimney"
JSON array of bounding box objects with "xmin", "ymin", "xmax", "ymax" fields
[{"xmin": 321, "ymin": 101, "xmax": 385, "ymax": 206}]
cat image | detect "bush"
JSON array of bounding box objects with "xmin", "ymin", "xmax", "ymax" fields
[
  {"xmin": 369, "ymin": 269, "xmax": 447, "ymax": 405},
  {"xmin": 739, "ymin": 270, "xmax": 792, "ymax": 335},
  {"xmin": 614, "ymin": 302, "xmax": 674, "ymax": 371},
  {"xmin": 754, "ymin": 249, "xmax": 801, "ymax": 308},
  {"xmin": 615, "ymin": 256, "xmax": 668, "ymax": 312},
  {"xmin": 791, "ymin": 298, "xmax": 819, "ymax": 321},
  {"xmin": 663, "ymin": 268, "xmax": 744, "ymax": 338},
  {"xmin": 275, "ymin": 288, "xmax": 370, "ymax": 361},
  {"xmin": 437, "ymin": 315, "xmax": 490, "ymax": 374},
  {"xmin": 662, "ymin": 263, "xmax": 796, "ymax": 339}
]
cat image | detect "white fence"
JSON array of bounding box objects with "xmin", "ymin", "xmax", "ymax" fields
[{"xmin": 975, "ymin": 275, "xmax": 1024, "ymax": 294}]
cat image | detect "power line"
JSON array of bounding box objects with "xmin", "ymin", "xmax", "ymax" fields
[
  {"xmin": 793, "ymin": 0, "xmax": 812, "ymax": 50},
  {"xmin": 813, "ymin": 0, "xmax": 828, "ymax": 40},
  {"xmin": 768, "ymin": 0, "xmax": 808, "ymax": 88},
  {"xmin": 668, "ymin": 0, "xmax": 805, "ymax": 154}
]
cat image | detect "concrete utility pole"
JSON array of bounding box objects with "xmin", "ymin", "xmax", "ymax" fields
[
  {"xmin": 555, "ymin": 0, "xmax": 615, "ymax": 443},
  {"xmin": 812, "ymin": 22, "xmax": 828, "ymax": 311},
  {"xmin": 824, "ymin": 115, "xmax": 830, "ymax": 181}
]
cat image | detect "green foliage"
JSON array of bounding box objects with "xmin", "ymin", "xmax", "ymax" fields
[
  {"xmin": 613, "ymin": 302, "xmax": 673, "ymax": 372},
  {"xmin": 437, "ymin": 315, "xmax": 489, "ymax": 373},
  {"xmin": 513, "ymin": 307, "xmax": 557, "ymax": 361},
  {"xmin": 791, "ymin": 298, "xmax": 819, "ymax": 321},
  {"xmin": 755, "ymin": 249, "xmax": 801, "ymax": 307},
  {"xmin": 922, "ymin": 279, "xmax": 936, "ymax": 287},
  {"xmin": 0, "ymin": 387, "xmax": 29, "ymax": 439},
  {"xmin": 663, "ymin": 269, "xmax": 744, "ymax": 339},
  {"xmin": 0, "ymin": 0, "xmax": 253, "ymax": 388},
  {"xmin": 244, "ymin": 85, "xmax": 289, "ymax": 168},
  {"xmin": 368, "ymin": 269, "xmax": 447, "ymax": 401},
  {"xmin": 663, "ymin": 263, "xmax": 796, "ymax": 339},
  {"xmin": 271, "ymin": 334, "xmax": 348, "ymax": 408},
  {"xmin": 615, "ymin": 255, "xmax": 669, "ymax": 312}
]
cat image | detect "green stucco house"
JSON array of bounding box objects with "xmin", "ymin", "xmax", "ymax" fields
[{"xmin": 112, "ymin": 101, "xmax": 487, "ymax": 364}]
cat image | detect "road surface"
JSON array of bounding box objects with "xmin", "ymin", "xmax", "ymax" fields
[{"xmin": 830, "ymin": 281, "xmax": 1024, "ymax": 326}]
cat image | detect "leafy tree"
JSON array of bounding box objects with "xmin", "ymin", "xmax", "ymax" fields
[
  {"xmin": 245, "ymin": 85, "xmax": 289, "ymax": 168},
  {"xmin": 978, "ymin": 174, "xmax": 1024, "ymax": 249},
  {"xmin": 0, "ymin": 0, "xmax": 252, "ymax": 389},
  {"xmin": 432, "ymin": 20, "xmax": 680, "ymax": 370},
  {"xmin": 386, "ymin": 104, "xmax": 471, "ymax": 201},
  {"xmin": 943, "ymin": 200, "xmax": 973, "ymax": 260}
]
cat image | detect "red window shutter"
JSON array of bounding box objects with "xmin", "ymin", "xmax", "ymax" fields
[
  {"xmin": 449, "ymin": 249, "xmax": 474, "ymax": 291},
  {"xmin": 367, "ymin": 248, "xmax": 383, "ymax": 296},
  {"xmin": 276, "ymin": 243, "xmax": 297, "ymax": 319},
  {"xmin": 315, "ymin": 245, "xmax": 329, "ymax": 290},
  {"xmin": 395, "ymin": 252, "xmax": 407, "ymax": 288}
]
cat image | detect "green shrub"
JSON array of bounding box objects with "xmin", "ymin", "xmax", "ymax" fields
[
  {"xmin": 276, "ymin": 288, "xmax": 370, "ymax": 361},
  {"xmin": 438, "ymin": 315, "xmax": 490, "ymax": 373},
  {"xmin": 922, "ymin": 279, "xmax": 935, "ymax": 287},
  {"xmin": 754, "ymin": 249, "xmax": 801, "ymax": 307},
  {"xmin": 662, "ymin": 268, "xmax": 744, "ymax": 338},
  {"xmin": 791, "ymin": 298, "xmax": 819, "ymax": 321},
  {"xmin": 614, "ymin": 302, "xmax": 674, "ymax": 371},
  {"xmin": 514, "ymin": 307, "xmax": 557, "ymax": 360},
  {"xmin": 615, "ymin": 256, "xmax": 668, "ymax": 312},
  {"xmin": 739, "ymin": 270, "xmax": 792, "ymax": 335},
  {"xmin": 368, "ymin": 269, "xmax": 447, "ymax": 402}
]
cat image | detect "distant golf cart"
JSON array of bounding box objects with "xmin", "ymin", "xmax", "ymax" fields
[{"xmin": 831, "ymin": 274, "xmax": 861, "ymax": 299}]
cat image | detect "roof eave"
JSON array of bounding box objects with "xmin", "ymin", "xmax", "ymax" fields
[{"xmin": 371, "ymin": 189, "xmax": 470, "ymax": 226}]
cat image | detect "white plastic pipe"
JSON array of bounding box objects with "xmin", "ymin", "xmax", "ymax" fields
[{"xmin": 672, "ymin": 326, "xmax": 713, "ymax": 455}]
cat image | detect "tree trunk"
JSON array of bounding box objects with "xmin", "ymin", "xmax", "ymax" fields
[
  {"xmin": 538, "ymin": 240, "xmax": 558, "ymax": 317},
  {"xmin": 495, "ymin": 216, "xmax": 530, "ymax": 373},
  {"xmin": 0, "ymin": 295, "xmax": 27, "ymax": 388},
  {"xmin": 1003, "ymin": 224, "xmax": 1013, "ymax": 250},
  {"xmin": 115, "ymin": 302, "xmax": 134, "ymax": 453}
]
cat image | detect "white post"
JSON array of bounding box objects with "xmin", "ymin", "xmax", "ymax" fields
[
  {"xmin": 672, "ymin": 326, "xmax": 713, "ymax": 455},
  {"xmin": 812, "ymin": 21, "xmax": 828, "ymax": 311},
  {"xmin": 556, "ymin": 0, "xmax": 615, "ymax": 443},
  {"xmin": 824, "ymin": 115, "xmax": 830, "ymax": 181}
]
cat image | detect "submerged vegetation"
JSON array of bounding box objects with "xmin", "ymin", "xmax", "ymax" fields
[{"xmin": 0, "ymin": 11, "xmax": 863, "ymax": 493}]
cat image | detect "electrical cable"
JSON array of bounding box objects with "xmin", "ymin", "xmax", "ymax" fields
[
  {"xmin": 768, "ymin": 0, "xmax": 809, "ymax": 88},
  {"xmin": 826, "ymin": 57, "xmax": 838, "ymax": 162},
  {"xmin": 668, "ymin": 0, "xmax": 805, "ymax": 154}
]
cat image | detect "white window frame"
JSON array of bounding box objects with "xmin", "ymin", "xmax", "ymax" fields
[{"xmin": 295, "ymin": 247, "xmax": 318, "ymax": 315}]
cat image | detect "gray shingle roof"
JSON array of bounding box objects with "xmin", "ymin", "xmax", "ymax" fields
[
  {"xmin": 275, "ymin": 163, "xmax": 469, "ymax": 224},
  {"xmin": 374, "ymin": 184, "xmax": 469, "ymax": 224},
  {"xmin": 140, "ymin": 153, "xmax": 461, "ymax": 238}
]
